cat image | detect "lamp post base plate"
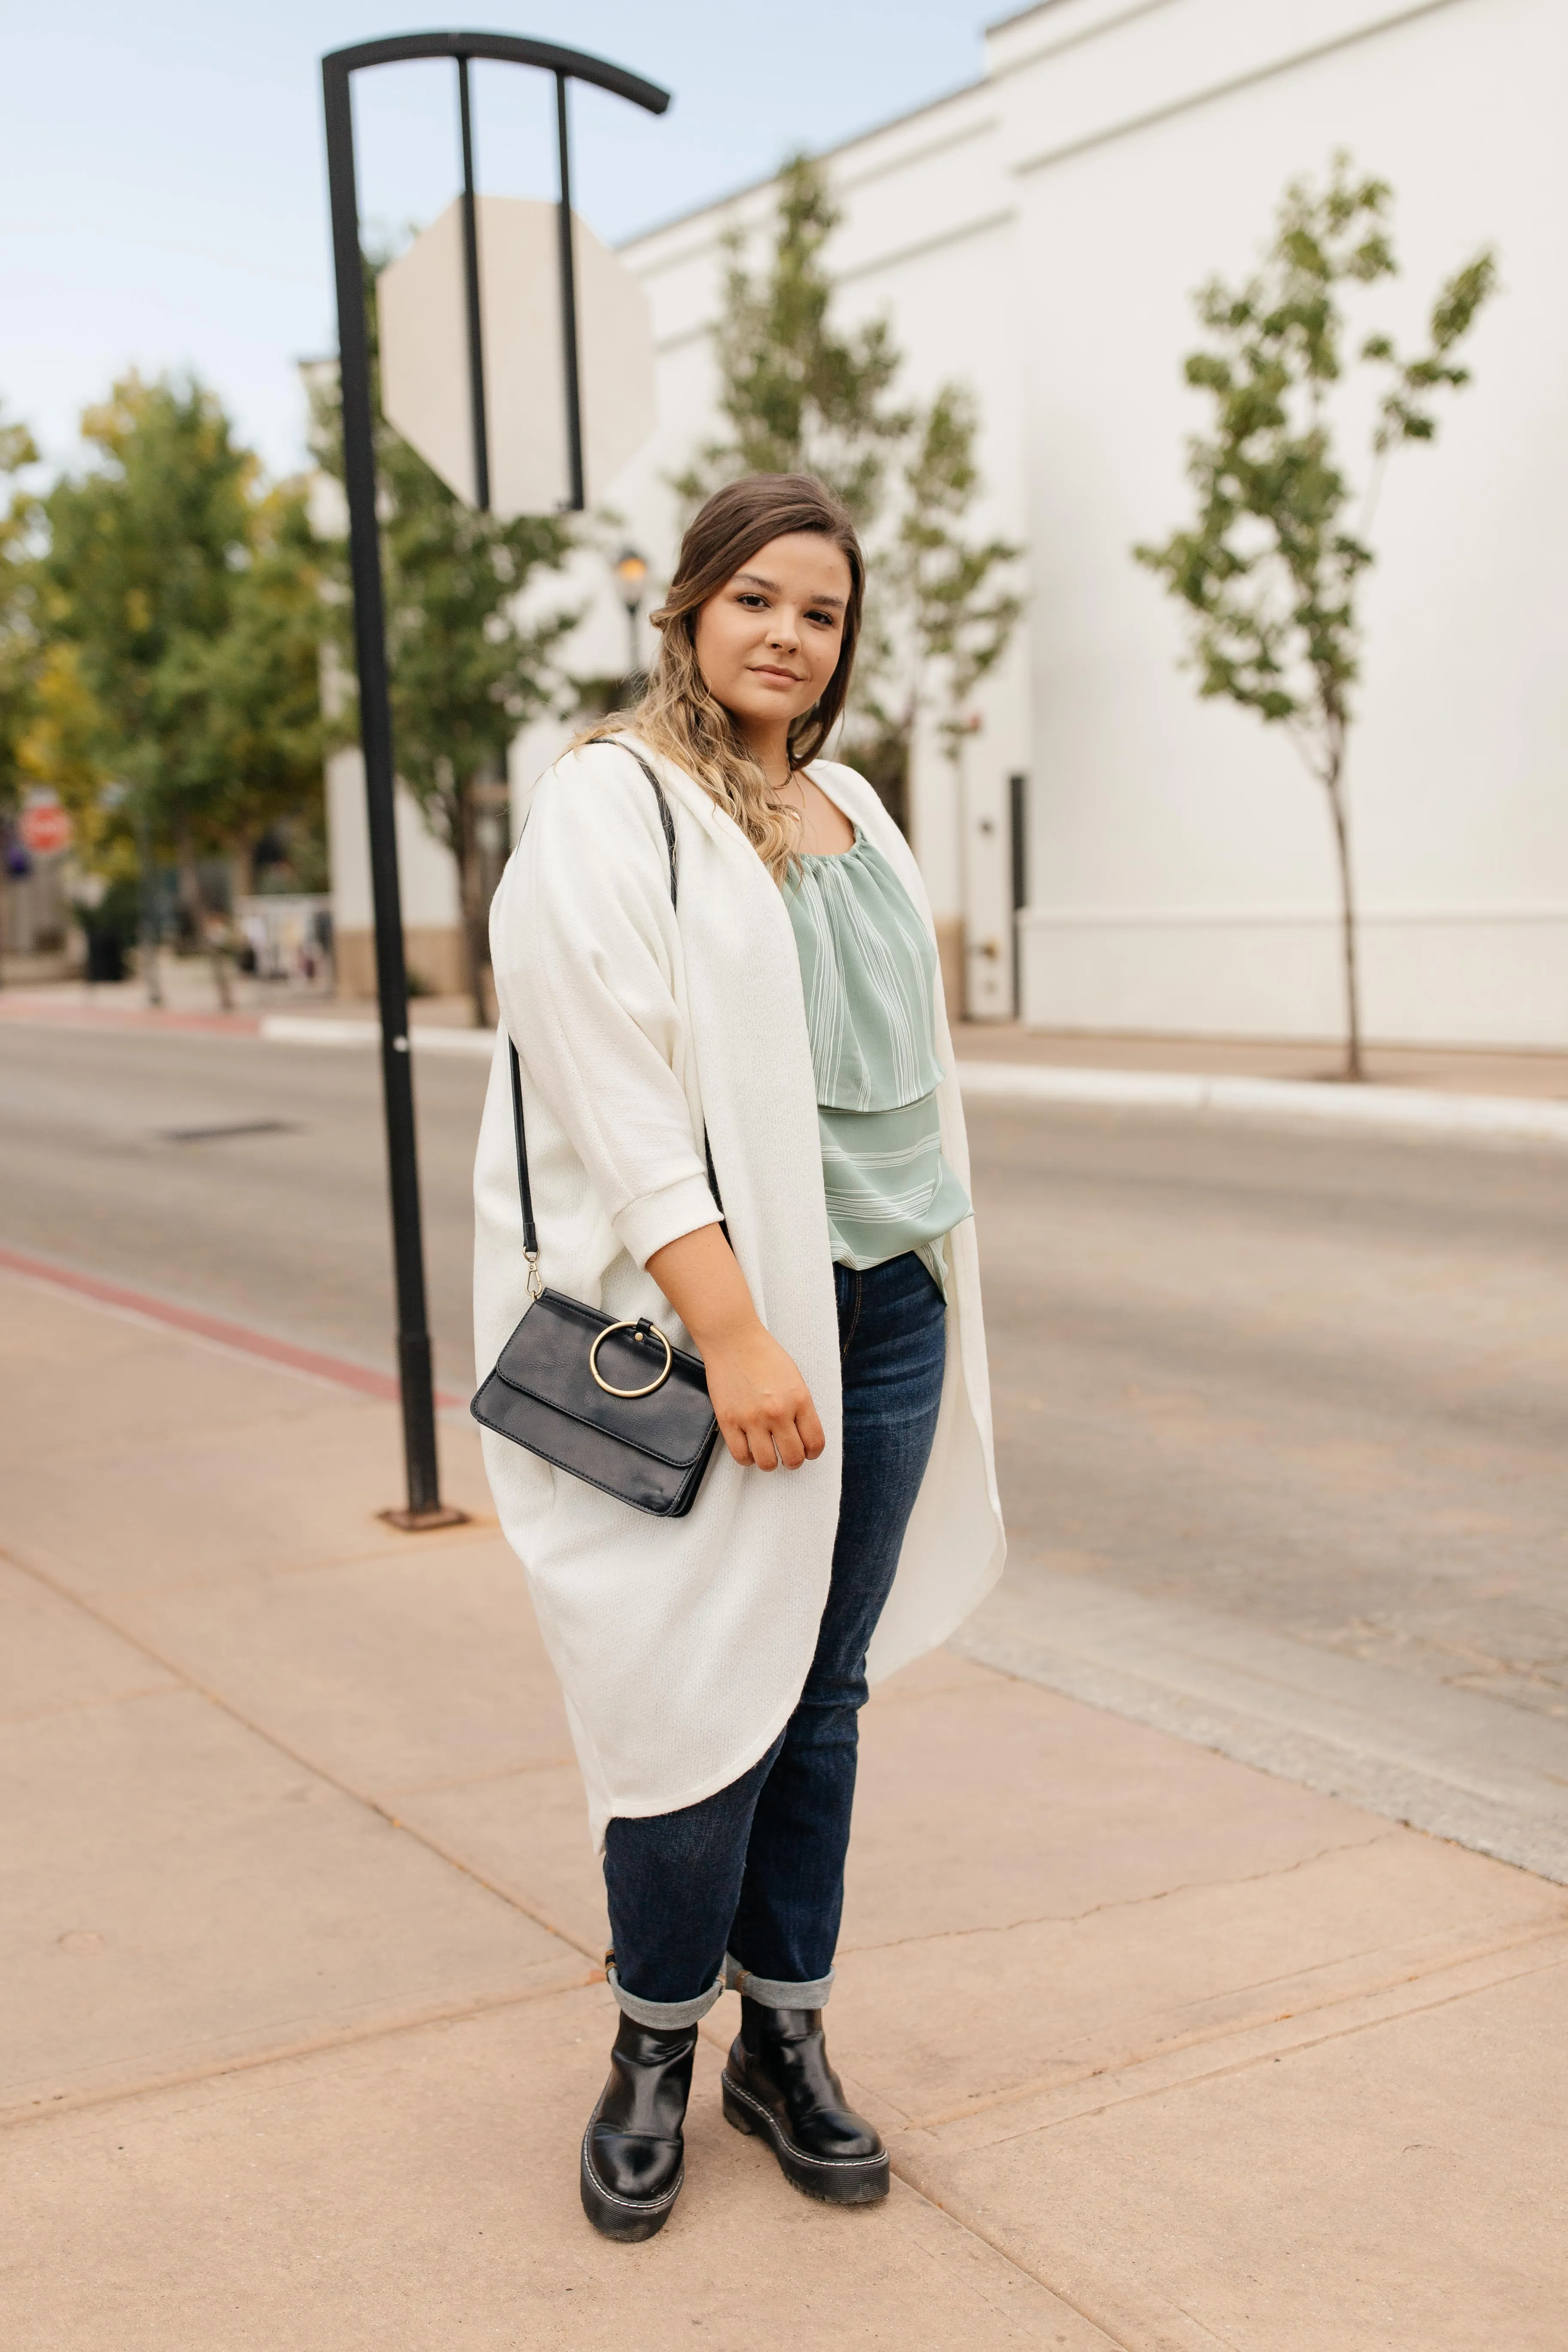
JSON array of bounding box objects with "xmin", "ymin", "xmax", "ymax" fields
[{"xmin": 378, "ymin": 1504, "xmax": 472, "ymax": 1533}]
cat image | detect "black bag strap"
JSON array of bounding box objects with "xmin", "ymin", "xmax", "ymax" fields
[{"xmin": 507, "ymin": 745, "xmax": 724, "ymax": 1296}]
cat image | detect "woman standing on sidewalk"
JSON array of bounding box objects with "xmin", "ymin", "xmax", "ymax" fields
[{"xmin": 475, "ymin": 473, "xmax": 1003, "ymax": 2240}]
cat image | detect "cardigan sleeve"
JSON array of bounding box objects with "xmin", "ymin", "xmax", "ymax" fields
[{"xmin": 490, "ymin": 745, "xmax": 722, "ymax": 1269}]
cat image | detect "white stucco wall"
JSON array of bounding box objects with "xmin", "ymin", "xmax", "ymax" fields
[
  {"xmin": 996, "ymin": 0, "xmax": 1568, "ymax": 1044},
  {"xmin": 599, "ymin": 0, "xmax": 1566, "ymax": 1047},
  {"xmin": 326, "ymin": 749, "xmax": 460, "ymax": 932}
]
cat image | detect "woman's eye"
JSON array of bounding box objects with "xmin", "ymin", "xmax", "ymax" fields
[{"xmin": 737, "ymin": 592, "xmax": 766, "ymax": 609}]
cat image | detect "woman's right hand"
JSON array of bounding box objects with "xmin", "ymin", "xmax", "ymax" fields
[{"xmin": 645, "ymin": 1223, "xmax": 825, "ymax": 1471}]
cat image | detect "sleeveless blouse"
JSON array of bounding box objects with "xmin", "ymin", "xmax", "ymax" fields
[{"xmin": 783, "ymin": 829, "xmax": 972, "ymax": 1282}]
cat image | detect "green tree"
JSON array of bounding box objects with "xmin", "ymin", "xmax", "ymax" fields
[
  {"xmin": 0, "ymin": 408, "xmax": 43, "ymax": 831},
  {"xmin": 674, "ymin": 155, "xmax": 909, "ymax": 529},
  {"xmin": 153, "ymin": 479, "xmax": 328, "ymax": 891},
  {"xmin": 43, "ymin": 373, "xmax": 326, "ymax": 1004},
  {"xmin": 860, "ymin": 386, "xmax": 1023, "ymax": 812},
  {"xmin": 1135, "ymin": 156, "xmax": 1496, "ymax": 1079},
  {"xmin": 679, "ymin": 155, "xmax": 1022, "ymax": 835},
  {"xmin": 312, "ymin": 265, "xmax": 578, "ymax": 1026}
]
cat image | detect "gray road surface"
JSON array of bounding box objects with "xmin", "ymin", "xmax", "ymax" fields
[{"xmin": 3, "ymin": 1023, "xmax": 1565, "ymax": 1790}]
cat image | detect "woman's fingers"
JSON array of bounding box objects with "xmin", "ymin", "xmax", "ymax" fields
[
  {"xmin": 721, "ymin": 1423, "xmax": 755, "ymax": 1468},
  {"xmin": 771, "ymin": 1417, "xmax": 807, "ymax": 1471},
  {"xmin": 717, "ymin": 1412, "xmax": 774, "ymax": 1469},
  {"xmin": 744, "ymin": 1417, "xmax": 786, "ymax": 1470},
  {"xmin": 721, "ymin": 1408, "xmax": 815, "ymax": 1471}
]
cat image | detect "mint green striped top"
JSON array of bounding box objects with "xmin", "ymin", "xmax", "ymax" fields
[{"xmin": 784, "ymin": 830, "xmax": 971, "ymax": 1284}]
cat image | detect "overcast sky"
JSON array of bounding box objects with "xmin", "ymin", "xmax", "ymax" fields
[{"xmin": 6, "ymin": 3, "xmax": 998, "ymax": 483}]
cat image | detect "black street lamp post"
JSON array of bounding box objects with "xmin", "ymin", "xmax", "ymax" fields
[
  {"xmin": 612, "ymin": 545, "xmax": 650, "ymax": 695},
  {"xmin": 320, "ymin": 32, "xmax": 670, "ymax": 1527}
]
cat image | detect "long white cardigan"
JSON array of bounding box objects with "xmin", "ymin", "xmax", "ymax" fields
[{"xmin": 473, "ymin": 734, "xmax": 1004, "ymax": 1850}]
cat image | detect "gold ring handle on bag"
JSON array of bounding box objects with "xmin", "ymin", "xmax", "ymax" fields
[{"xmin": 588, "ymin": 1320, "xmax": 673, "ymax": 1399}]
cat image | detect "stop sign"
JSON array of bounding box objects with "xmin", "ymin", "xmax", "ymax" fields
[
  {"xmin": 18, "ymin": 799, "xmax": 73, "ymax": 856},
  {"xmin": 378, "ymin": 194, "xmax": 656, "ymax": 518}
]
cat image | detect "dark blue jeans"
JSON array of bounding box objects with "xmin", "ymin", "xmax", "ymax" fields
[{"xmin": 603, "ymin": 1251, "xmax": 948, "ymax": 2024}]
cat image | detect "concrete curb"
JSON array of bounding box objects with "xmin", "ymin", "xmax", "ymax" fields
[
  {"xmin": 255, "ymin": 1020, "xmax": 1568, "ymax": 1144},
  {"xmin": 956, "ymin": 1058, "xmax": 1568, "ymax": 1146},
  {"xmin": 260, "ymin": 1016, "xmax": 494, "ymax": 1056}
]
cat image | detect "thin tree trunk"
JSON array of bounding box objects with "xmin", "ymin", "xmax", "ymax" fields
[
  {"xmin": 138, "ymin": 793, "xmax": 162, "ymax": 1008},
  {"xmin": 1323, "ymin": 746, "xmax": 1363, "ymax": 1081},
  {"xmin": 208, "ymin": 925, "xmax": 234, "ymax": 1011},
  {"xmin": 175, "ymin": 827, "xmax": 232, "ymax": 1011}
]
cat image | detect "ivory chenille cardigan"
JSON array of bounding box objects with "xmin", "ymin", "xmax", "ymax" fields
[{"xmin": 473, "ymin": 734, "xmax": 1005, "ymax": 1850}]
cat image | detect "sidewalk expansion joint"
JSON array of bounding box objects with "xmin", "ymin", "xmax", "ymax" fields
[
  {"xmin": 842, "ymin": 1826, "xmax": 1403, "ymax": 1959},
  {"xmin": 2, "ymin": 1545, "xmax": 607, "ymax": 1969},
  {"xmin": 880, "ymin": 2176, "xmax": 1161, "ymax": 2352},
  {"xmin": 888, "ymin": 2192, "xmax": 1136, "ymax": 2352},
  {"xmin": 909, "ymin": 1923, "xmax": 1568, "ymax": 2146},
  {"xmin": 0, "ymin": 1970, "xmax": 601, "ymax": 2137},
  {"xmin": 878, "ymin": 2173, "xmax": 1138, "ymax": 2351}
]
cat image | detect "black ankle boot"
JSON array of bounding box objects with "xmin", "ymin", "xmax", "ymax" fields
[
  {"xmin": 722, "ymin": 1995, "xmax": 889, "ymax": 2204},
  {"xmin": 580, "ymin": 2012, "xmax": 698, "ymax": 2241}
]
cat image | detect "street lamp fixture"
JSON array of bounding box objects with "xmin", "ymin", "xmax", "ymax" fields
[{"xmin": 613, "ymin": 546, "xmax": 649, "ymax": 692}]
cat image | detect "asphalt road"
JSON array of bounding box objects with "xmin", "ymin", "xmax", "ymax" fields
[{"xmin": 4, "ymin": 1021, "xmax": 1565, "ymax": 1730}]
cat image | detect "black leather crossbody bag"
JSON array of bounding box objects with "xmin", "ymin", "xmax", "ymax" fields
[{"xmin": 470, "ymin": 750, "xmax": 724, "ymax": 1518}]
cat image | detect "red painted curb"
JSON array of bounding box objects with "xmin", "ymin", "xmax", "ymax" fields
[
  {"xmin": 0, "ymin": 1244, "xmax": 464, "ymax": 1410},
  {"xmin": 0, "ymin": 1001, "xmax": 264, "ymax": 1035}
]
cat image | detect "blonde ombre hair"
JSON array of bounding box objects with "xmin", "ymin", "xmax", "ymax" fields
[{"xmin": 576, "ymin": 475, "xmax": 865, "ymax": 882}]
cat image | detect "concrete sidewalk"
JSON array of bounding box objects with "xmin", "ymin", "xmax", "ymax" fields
[{"xmin": 2, "ymin": 1265, "xmax": 1563, "ymax": 2347}]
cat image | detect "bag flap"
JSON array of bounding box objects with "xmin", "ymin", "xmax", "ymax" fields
[{"xmin": 491, "ymin": 1292, "xmax": 715, "ymax": 1469}]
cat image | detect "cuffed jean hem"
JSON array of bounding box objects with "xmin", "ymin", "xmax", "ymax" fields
[
  {"xmin": 724, "ymin": 1952, "xmax": 837, "ymax": 2008},
  {"xmin": 605, "ymin": 1959, "xmax": 726, "ymax": 2029}
]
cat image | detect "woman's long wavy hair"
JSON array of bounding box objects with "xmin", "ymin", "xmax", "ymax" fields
[{"xmin": 576, "ymin": 474, "xmax": 864, "ymax": 881}]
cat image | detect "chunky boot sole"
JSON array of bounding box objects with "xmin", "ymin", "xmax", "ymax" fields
[
  {"xmin": 579, "ymin": 2120, "xmax": 684, "ymax": 2242},
  {"xmin": 722, "ymin": 2072, "xmax": 890, "ymax": 2205}
]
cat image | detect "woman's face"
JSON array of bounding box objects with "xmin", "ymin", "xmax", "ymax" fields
[{"xmin": 691, "ymin": 532, "xmax": 852, "ymax": 739}]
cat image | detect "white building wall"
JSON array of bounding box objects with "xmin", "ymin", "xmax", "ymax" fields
[
  {"xmin": 326, "ymin": 746, "xmax": 464, "ymax": 997},
  {"xmin": 598, "ymin": 0, "xmax": 1567, "ymax": 1047},
  {"xmin": 995, "ymin": 0, "xmax": 1568, "ymax": 1045}
]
